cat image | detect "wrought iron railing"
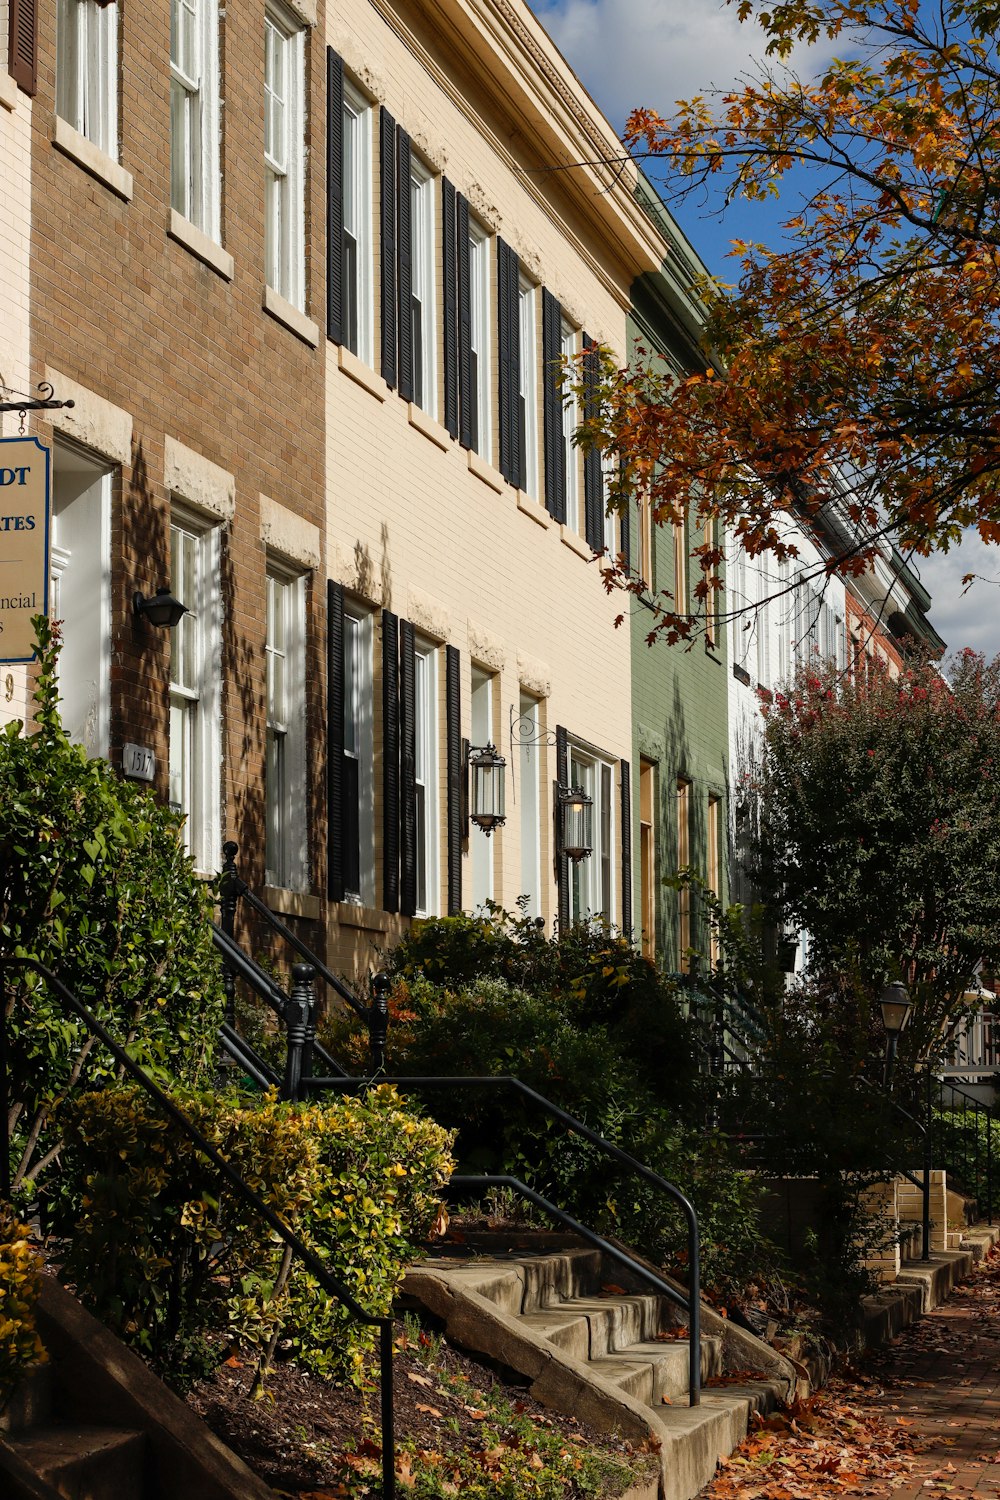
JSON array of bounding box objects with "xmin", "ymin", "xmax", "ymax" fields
[
  {"xmin": 929, "ymin": 1073, "xmax": 995, "ymax": 1225},
  {"xmin": 0, "ymin": 957, "xmax": 399, "ymax": 1500}
]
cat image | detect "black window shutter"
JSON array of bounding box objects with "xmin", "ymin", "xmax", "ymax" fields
[
  {"xmin": 382, "ymin": 610, "xmax": 400, "ymax": 913},
  {"xmin": 397, "ymin": 128, "xmax": 414, "ymax": 403},
  {"xmin": 457, "ymin": 194, "xmax": 473, "ymax": 450},
  {"xmin": 326, "ymin": 50, "xmax": 345, "ymax": 345},
  {"xmin": 442, "ymin": 178, "xmax": 459, "ymax": 440},
  {"xmin": 620, "ymin": 759, "xmax": 633, "ymax": 938},
  {"xmin": 380, "ymin": 108, "xmax": 397, "ymax": 390},
  {"xmin": 555, "ymin": 725, "xmax": 570, "ymax": 932},
  {"xmin": 582, "ymin": 335, "xmax": 605, "ymax": 551},
  {"xmin": 9, "ymin": 0, "xmax": 37, "ymax": 96},
  {"xmin": 542, "ymin": 288, "xmax": 566, "ymax": 522},
  {"xmin": 497, "ymin": 238, "xmax": 521, "ymax": 488},
  {"xmin": 620, "ymin": 506, "xmax": 631, "ymax": 568},
  {"xmin": 327, "ymin": 583, "xmax": 346, "ymax": 901},
  {"xmin": 446, "ymin": 646, "xmax": 462, "ymax": 915},
  {"xmin": 399, "ymin": 621, "xmax": 418, "ymax": 917}
]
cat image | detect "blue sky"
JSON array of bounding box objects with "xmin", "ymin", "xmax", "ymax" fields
[{"xmin": 528, "ymin": 0, "xmax": 1000, "ymax": 658}]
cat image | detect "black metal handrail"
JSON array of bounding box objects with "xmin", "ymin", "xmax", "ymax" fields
[
  {"xmin": 0, "ymin": 957, "xmax": 398, "ymax": 1500},
  {"xmin": 306, "ymin": 1072, "xmax": 702, "ymax": 1405},
  {"xmin": 929, "ymin": 1073, "xmax": 995, "ymax": 1225},
  {"xmin": 218, "ymin": 843, "xmax": 390, "ymax": 1074}
]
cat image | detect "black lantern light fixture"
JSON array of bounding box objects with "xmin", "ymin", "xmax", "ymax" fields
[
  {"xmin": 879, "ymin": 980, "xmax": 912, "ymax": 1086},
  {"xmin": 133, "ymin": 586, "xmax": 189, "ymax": 629},
  {"xmin": 467, "ymin": 742, "xmax": 506, "ymax": 835},
  {"xmin": 558, "ymin": 783, "xmax": 594, "ymax": 862}
]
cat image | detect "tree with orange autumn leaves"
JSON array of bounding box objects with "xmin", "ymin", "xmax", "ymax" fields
[{"xmin": 579, "ymin": 0, "xmax": 1000, "ymax": 643}]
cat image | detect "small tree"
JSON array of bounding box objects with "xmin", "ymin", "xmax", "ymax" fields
[
  {"xmin": 0, "ymin": 619, "xmax": 223, "ymax": 1199},
  {"xmin": 755, "ymin": 650, "xmax": 1000, "ymax": 1061}
]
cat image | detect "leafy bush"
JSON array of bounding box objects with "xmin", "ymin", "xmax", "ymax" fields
[
  {"xmin": 932, "ymin": 1107, "xmax": 1000, "ymax": 1220},
  {"xmin": 0, "ymin": 1209, "xmax": 45, "ymax": 1397},
  {"xmin": 0, "ymin": 619, "xmax": 223, "ymax": 1199},
  {"xmin": 53, "ymin": 1083, "xmax": 453, "ymax": 1387}
]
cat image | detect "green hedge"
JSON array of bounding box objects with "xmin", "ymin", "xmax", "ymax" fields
[{"xmin": 54, "ymin": 1084, "xmax": 454, "ymax": 1387}]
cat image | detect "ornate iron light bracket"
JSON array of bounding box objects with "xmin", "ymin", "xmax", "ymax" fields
[{"xmin": 0, "ymin": 383, "xmax": 76, "ymax": 434}]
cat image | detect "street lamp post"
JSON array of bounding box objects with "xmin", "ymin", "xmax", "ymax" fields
[{"xmin": 880, "ymin": 981, "xmax": 912, "ymax": 1089}]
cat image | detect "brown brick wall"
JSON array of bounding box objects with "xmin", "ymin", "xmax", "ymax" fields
[{"xmin": 28, "ymin": 0, "xmax": 328, "ymax": 922}]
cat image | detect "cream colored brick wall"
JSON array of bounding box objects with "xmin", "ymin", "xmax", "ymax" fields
[
  {"xmin": 325, "ymin": 0, "xmax": 657, "ymax": 961},
  {"xmin": 0, "ymin": 73, "xmax": 33, "ymax": 730}
]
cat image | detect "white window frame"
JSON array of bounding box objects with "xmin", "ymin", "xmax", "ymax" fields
[
  {"xmin": 265, "ymin": 563, "xmax": 308, "ymax": 891},
  {"xmin": 470, "ymin": 665, "xmax": 495, "ymax": 910},
  {"xmin": 171, "ymin": 0, "xmax": 221, "ymax": 239},
  {"xmin": 56, "ymin": 0, "xmax": 119, "ymax": 159},
  {"xmin": 342, "ymin": 81, "xmax": 373, "ymax": 365},
  {"xmin": 561, "ymin": 319, "xmax": 580, "ymax": 533},
  {"xmin": 518, "ymin": 691, "xmax": 543, "ymax": 920},
  {"xmin": 264, "ymin": 5, "xmax": 306, "ymax": 310},
  {"xmin": 569, "ymin": 744, "xmax": 615, "ymax": 926},
  {"xmin": 518, "ymin": 277, "xmax": 539, "ymax": 499},
  {"xmin": 343, "ymin": 603, "xmax": 375, "ymax": 906},
  {"xmin": 410, "ymin": 157, "xmax": 437, "ymax": 417},
  {"xmin": 51, "ymin": 442, "xmax": 112, "ymax": 759},
  {"xmin": 469, "ymin": 218, "xmax": 491, "ymax": 461},
  {"xmin": 169, "ymin": 509, "xmax": 222, "ymax": 874},
  {"xmin": 413, "ymin": 637, "xmax": 439, "ymax": 917}
]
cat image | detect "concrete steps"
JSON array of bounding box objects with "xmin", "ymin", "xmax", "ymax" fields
[
  {"xmin": 1, "ymin": 1361, "xmax": 146, "ymax": 1500},
  {"xmin": 404, "ymin": 1243, "xmax": 795, "ymax": 1500}
]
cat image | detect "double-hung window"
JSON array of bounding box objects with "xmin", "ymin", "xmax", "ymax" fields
[
  {"xmin": 518, "ymin": 278, "xmax": 538, "ymax": 498},
  {"xmin": 413, "ymin": 638, "xmax": 438, "ymax": 915},
  {"xmin": 342, "ymin": 605, "xmax": 374, "ymax": 904},
  {"xmin": 169, "ymin": 513, "xmax": 221, "ymax": 871},
  {"xmin": 561, "ymin": 319, "xmax": 579, "ymax": 532},
  {"xmin": 171, "ymin": 0, "xmax": 220, "ymax": 237},
  {"xmin": 265, "ymin": 565, "xmax": 308, "ymax": 890},
  {"xmin": 470, "ymin": 666, "xmax": 495, "ymax": 910},
  {"xmin": 264, "ymin": 5, "xmax": 305, "ymax": 309},
  {"xmin": 410, "ymin": 159, "xmax": 437, "ymax": 416},
  {"xmin": 569, "ymin": 747, "xmax": 615, "ymax": 925},
  {"xmin": 518, "ymin": 691, "xmax": 542, "ymax": 919},
  {"xmin": 342, "ymin": 83, "xmax": 373, "ymax": 362},
  {"xmin": 468, "ymin": 219, "xmax": 491, "ymax": 458},
  {"xmin": 56, "ymin": 0, "xmax": 118, "ymax": 158}
]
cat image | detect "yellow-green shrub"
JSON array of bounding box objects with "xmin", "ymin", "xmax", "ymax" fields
[
  {"xmin": 54, "ymin": 1085, "xmax": 453, "ymax": 1385},
  {"xmin": 0, "ymin": 1209, "xmax": 45, "ymax": 1396}
]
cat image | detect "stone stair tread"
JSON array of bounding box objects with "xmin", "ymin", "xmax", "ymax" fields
[{"xmin": 4, "ymin": 1422, "xmax": 146, "ymax": 1500}]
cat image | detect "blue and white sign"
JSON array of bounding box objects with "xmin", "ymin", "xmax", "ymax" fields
[{"xmin": 0, "ymin": 436, "xmax": 51, "ymax": 665}]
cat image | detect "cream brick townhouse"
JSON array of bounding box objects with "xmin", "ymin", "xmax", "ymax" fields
[
  {"xmin": 0, "ymin": 0, "xmax": 697, "ymax": 981},
  {"xmin": 321, "ymin": 0, "xmax": 686, "ymax": 973}
]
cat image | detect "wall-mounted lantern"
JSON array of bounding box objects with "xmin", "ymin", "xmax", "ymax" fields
[
  {"xmin": 133, "ymin": 586, "xmax": 189, "ymax": 629},
  {"xmin": 467, "ymin": 742, "xmax": 506, "ymax": 835},
  {"xmin": 558, "ymin": 783, "xmax": 593, "ymax": 862}
]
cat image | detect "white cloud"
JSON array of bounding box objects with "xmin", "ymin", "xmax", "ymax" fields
[
  {"xmin": 533, "ymin": 0, "xmax": 835, "ymax": 130},
  {"xmin": 910, "ymin": 538, "xmax": 1000, "ymax": 661}
]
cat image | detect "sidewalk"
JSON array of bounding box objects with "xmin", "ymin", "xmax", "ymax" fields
[{"xmin": 860, "ymin": 1242, "xmax": 1000, "ymax": 1497}]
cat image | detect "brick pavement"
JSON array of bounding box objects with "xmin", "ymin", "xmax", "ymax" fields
[{"xmin": 858, "ymin": 1245, "xmax": 1000, "ymax": 1496}]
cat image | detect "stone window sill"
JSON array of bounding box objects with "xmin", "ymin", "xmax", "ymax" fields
[
  {"xmin": 336, "ymin": 901, "xmax": 392, "ymax": 932},
  {"xmin": 168, "ymin": 210, "xmax": 234, "ymax": 280},
  {"xmin": 467, "ymin": 447, "xmax": 504, "ymax": 494},
  {"xmin": 559, "ymin": 524, "xmax": 592, "ymax": 560},
  {"xmin": 52, "ymin": 116, "xmax": 133, "ymax": 201},
  {"xmin": 517, "ymin": 490, "xmax": 551, "ymax": 529},
  {"xmin": 408, "ymin": 402, "xmax": 450, "ymax": 451},
  {"xmin": 338, "ymin": 344, "xmax": 387, "ymax": 401},
  {"xmin": 264, "ymin": 885, "xmax": 322, "ymax": 921},
  {"xmin": 263, "ymin": 284, "xmax": 319, "ymax": 346},
  {"xmin": 0, "ymin": 71, "xmax": 18, "ymax": 112}
]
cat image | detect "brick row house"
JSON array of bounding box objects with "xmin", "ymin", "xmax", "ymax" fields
[{"xmin": 1, "ymin": 0, "xmax": 721, "ymax": 977}]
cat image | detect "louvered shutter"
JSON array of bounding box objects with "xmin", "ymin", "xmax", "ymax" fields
[
  {"xmin": 497, "ymin": 238, "xmax": 521, "ymax": 488},
  {"xmin": 620, "ymin": 506, "xmax": 631, "ymax": 568},
  {"xmin": 555, "ymin": 725, "xmax": 570, "ymax": 932},
  {"xmin": 399, "ymin": 621, "xmax": 418, "ymax": 917},
  {"xmin": 582, "ymin": 335, "xmax": 604, "ymax": 551},
  {"xmin": 446, "ymin": 646, "xmax": 462, "ymax": 915},
  {"xmin": 542, "ymin": 288, "xmax": 566, "ymax": 522},
  {"xmin": 326, "ymin": 50, "xmax": 345, "ymax": 345},
  {"xmin": 382, "ymin": 610, "xmax": 400, "ymax": 913},
  {"xmin": 620, "ymin": 759, "xmax": 633, "ymax": 937},
  {"xmin": 442, "ymin": 178, "xmax": 459, "ymax": 439},
  {"xmin": 457, "ymin": 194, "xmax": 473, "ymax": 450},
  {"xmin": 327, "ymin": 583, "xmax": 346, "ymax": 901},
  {"xmin": 380, "ymin": 109, "xmax": 397, "ymax": 390},
  {"xmin": 397, "ymin": 128, "xmax": 414, "ymax": 403},
  {"xmin": 9, "ymin": 0, "xmax": 37, "ymax": 96}
]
